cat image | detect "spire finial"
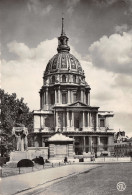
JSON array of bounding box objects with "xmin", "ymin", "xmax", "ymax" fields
[
  {"xmin": 61, "ymin": 14, "xmax": 65, "ymax": 36},
  {"xmin": 57, "ymin": 16, "xmax": 70, "ymax": 53}
]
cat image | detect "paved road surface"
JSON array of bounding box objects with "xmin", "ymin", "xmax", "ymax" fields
[
  {"xmin": 36, "ymin": 163, "xmax": 132, "ymax": 195},
  {"xmin": 0, "ymin": 164, "xmax": 98, "ymax": 195}
]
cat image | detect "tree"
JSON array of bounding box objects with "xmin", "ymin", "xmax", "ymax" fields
[{"xmin": 0, "ymin": 89, "xmax": 33, "ymax": 154}]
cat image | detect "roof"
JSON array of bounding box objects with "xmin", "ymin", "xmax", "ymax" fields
[
  {"xmin": 98, "ymin": 111, "xmax": 114, "ymax": 117},
  {"xmin": 44, "ymin": 52, "xmax": 83, "ymax": 76}
]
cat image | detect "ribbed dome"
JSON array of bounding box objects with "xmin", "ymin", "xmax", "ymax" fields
[
  {"xmin": 44, "ymin": 52, "xmax": 83, "ymax": 75},
  {"xmin": 44, "ymin": 18, "xmax": 84, "ymax": 76}
]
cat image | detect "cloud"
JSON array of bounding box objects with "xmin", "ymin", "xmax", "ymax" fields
[
  {"xmin": 113, "ymin": 74, "xmax": 132, "ymax": 88},
  {"xmin": 113, "ymin": 112, "xmax": 132, "ymax": 137},
  {"xmin": 93, "ymin": 0, "xmax": 118, "ymax": 7},
  {"xmin": 7, "ymin": 41, "xmax": 33, "ymax": 59},
  {"xmin": 2, "ymin": 37, "xmax": 132, "ymax": 136},
  {"xmin": 65, "ymin": 0, "xmax": 80, "ymax": 14},
  {"xmin": 7, "ymin": 39, "xmax": 57, "ymax": 60},
  {"xmin": 89, "ymin": 32, "xmax": 132, "ymax": 74},
  {"xmin": 2, "ymin": 38, "xmax": 57, "ymax": 109},
  {"xmin": 27, "ymin": 0, "xmax": 53, "ymax": 16},
  {"xmin": 114, "ymin": 24, "xmax": 128, "ymax": 34},
  {"xmin": 124, "ymin": 0, "xmax": 132, "ymax": 15}
]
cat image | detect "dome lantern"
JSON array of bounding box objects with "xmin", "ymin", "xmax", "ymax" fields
[{"xmin": 57, "ymin": 17, "xmax": 70, "ymax": 53}]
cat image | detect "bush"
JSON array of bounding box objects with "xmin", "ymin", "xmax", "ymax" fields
[
  {"xmin": 17, "ymin": 159, "xmax": 34, "ymax": 167},
  {"xmin": 0, "ymin": 157, "xmax": 7, "ymax": 166},
  {"xmin": 32, "ymin": 156, "xmax": 45, "ymax": 165}
]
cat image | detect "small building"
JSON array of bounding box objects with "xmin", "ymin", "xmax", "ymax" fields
[
  {"xmin": 32, "ymin": 18, "xmax": 115, "ymax": 159},
  {"xmin": 48, "ymin": 133, "xmax": 74, "ymax": 159},
  {"xmin": 114, "ymin": 131, "xmax": 132, "ymax": 157}
]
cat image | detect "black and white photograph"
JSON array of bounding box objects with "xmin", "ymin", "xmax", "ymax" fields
[{"xmin": 0, "ymin": 0, "xmax": 132, "ymax": 194}]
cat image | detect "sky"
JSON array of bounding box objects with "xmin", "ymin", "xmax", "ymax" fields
[{"xmin": 0, "ymin": 0, "xmax": 132, "ymax": 137}]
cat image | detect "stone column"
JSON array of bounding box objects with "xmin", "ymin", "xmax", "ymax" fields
[
  {"xmin": 88, "ymin": 92, "xmax": 90, "ymax": 105},
  {"xmin": 67, "ymin": 111, "xmax": 70, "ymax": 129},
  {"xmin": 41, "ymin": 92, "xmax": 44, "ymax": 108},
  {"xmin": 97, "ymin": 136, "xmax": 100, "ymax": 152},
  {"xmin": 62, "ymin": 112, "xmax": 66, "ymax": 131},
  {"xmin": 81, "ymin": 90, "xmax": 84, "ymax": 102},
  {"xmin": 70, "ymin": 91, "xmax": 73, "ymax": 103},
  {"xmin": 55, "ymin": 89, "xmax": 57, "ymax": 105},
  {"xmin": 82, "ymin": 111, "xmax": 85, "ymax": 130},
  {"xmin": 58, "ymin": 87, "xmax": 61, "ymax": 104},
  {"xmin": 43, "ymin": 92, "xmax": 45, "ymax": 107},
  {"xmin": 84, "ymin": 92, "xmax": 86, "ymax": 104},
  {"xmin": 90, "ymin": 113, "xmax": 93, "ymax": 128},
  {"xmin": 56, "ymin": 111, "xmax": 58, "ymax": 131},
  {"xmin": 46, "ymin": 88, "xmax": 48, "ymax": 105},
  {"xmin": 86, "ymin": 93, "xmax": 88, "ymax": 105},
  {"xmin": 88, "ymin": 112, "xmax": 89, "ymax": 127},
  {"xmin": 72, "ymin": 111, "xmax": 74, "ymax": 129},
  {"xmin": 68, "ymin": 90, "xmax": 70, "ymax": 104},
  {"xmin": 88, "ymin": 136, "xmax": 92, "ymax": 153},
  {"xmin": 89, "ymin": 112, "xmax": 92, "ymax": 130},
  {"xmin": 83, "ymin": 136, "xmax": 86, "ymax": 153},
  {"xmin": 96, "ymin": 113, "xmax": 98, "ymax": 131},
  {"xmin": 44, "ymin": 91, "xmax": 46, "ymax": 104},
  {"xmin": 43, "ymin": 116, "xmax": 46, "ymax": 128},
  {"xmin": 40, "ymin": 93, "xmax": 42, "ymax": 109}
]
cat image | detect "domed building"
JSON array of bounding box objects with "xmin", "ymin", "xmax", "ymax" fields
[{"xmin": 33, "ymin": 18, "xmax": 114, "ymax": 159}]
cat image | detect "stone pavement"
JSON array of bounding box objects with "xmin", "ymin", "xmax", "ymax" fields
[{"xmin": 0, "ymin": 164, "xmax": 99, "ymax": 195}]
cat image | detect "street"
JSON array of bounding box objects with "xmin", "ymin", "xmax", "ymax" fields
[{"xmin": 36, "ymin": 163, "xmax": 132, "ymax": 195}]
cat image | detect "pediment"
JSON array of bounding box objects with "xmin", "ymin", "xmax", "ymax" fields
[{"xmin": 68, "ymin": 101, "xmax": 88, "ymax": 107}]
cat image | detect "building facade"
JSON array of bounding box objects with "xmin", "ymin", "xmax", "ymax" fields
[{"xmin": 33, "ymin": 19, "xmax": 114, "ymax": 158}]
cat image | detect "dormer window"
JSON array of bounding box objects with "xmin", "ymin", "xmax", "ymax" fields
[
  {"xmin": 71, "ymin": 57, "xmax": 76, "ymax": 69},
  {"xmin": 52, "ymin": 58, "xmax": 57, "ymax": 69},
  {"xmin": 62, "ymin": 75, "xmax": 66, "ymax": 83},
  {"xmin": 61, "ymin": 54, "xmax": 67, "ymax": 68}
]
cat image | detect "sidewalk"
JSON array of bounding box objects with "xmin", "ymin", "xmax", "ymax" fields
[{"xmin": 0, "ymin": 164, "xmax": 99, "ymax": 195}]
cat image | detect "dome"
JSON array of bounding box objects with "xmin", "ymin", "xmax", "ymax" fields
[
  {"xmin": 44, "ymin": 52, "xmax": 83, "ymax": 75},
  {"xmin": 44, "ymin": 17, "xmax": 84, "ymax": 76}
]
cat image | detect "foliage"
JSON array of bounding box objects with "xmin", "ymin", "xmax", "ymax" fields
[
  {"xmin": 0, "ymin": 89, "xmax": 33, "ymax": 154},
  {"xmin": 17, "ymin": 159, "xmax": 34, "ymax": 167},
  {"xmin": 32, "ymin": 156, "xmax": 45, "ymax": 165}
]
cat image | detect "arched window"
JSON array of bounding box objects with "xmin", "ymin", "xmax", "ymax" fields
[
  {"xmin": 62, "ymin": 75, "xmax": 66, "ymax": 83},
  {"xmin": 52, "ymin": 76, "xmax": 55, "ymax": 83}
]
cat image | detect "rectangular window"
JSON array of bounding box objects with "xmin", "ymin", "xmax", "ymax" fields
[
  {"xmin": 73, "ymin": 93, "xmax": 77, "ymax": 102},
  {"xmin": 100, "ymin": 119, "xmax": 105, "ymax": 127},
  {"xmin": 62, "ymin": 93, "xmax": 67, "ymax": 104}
]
